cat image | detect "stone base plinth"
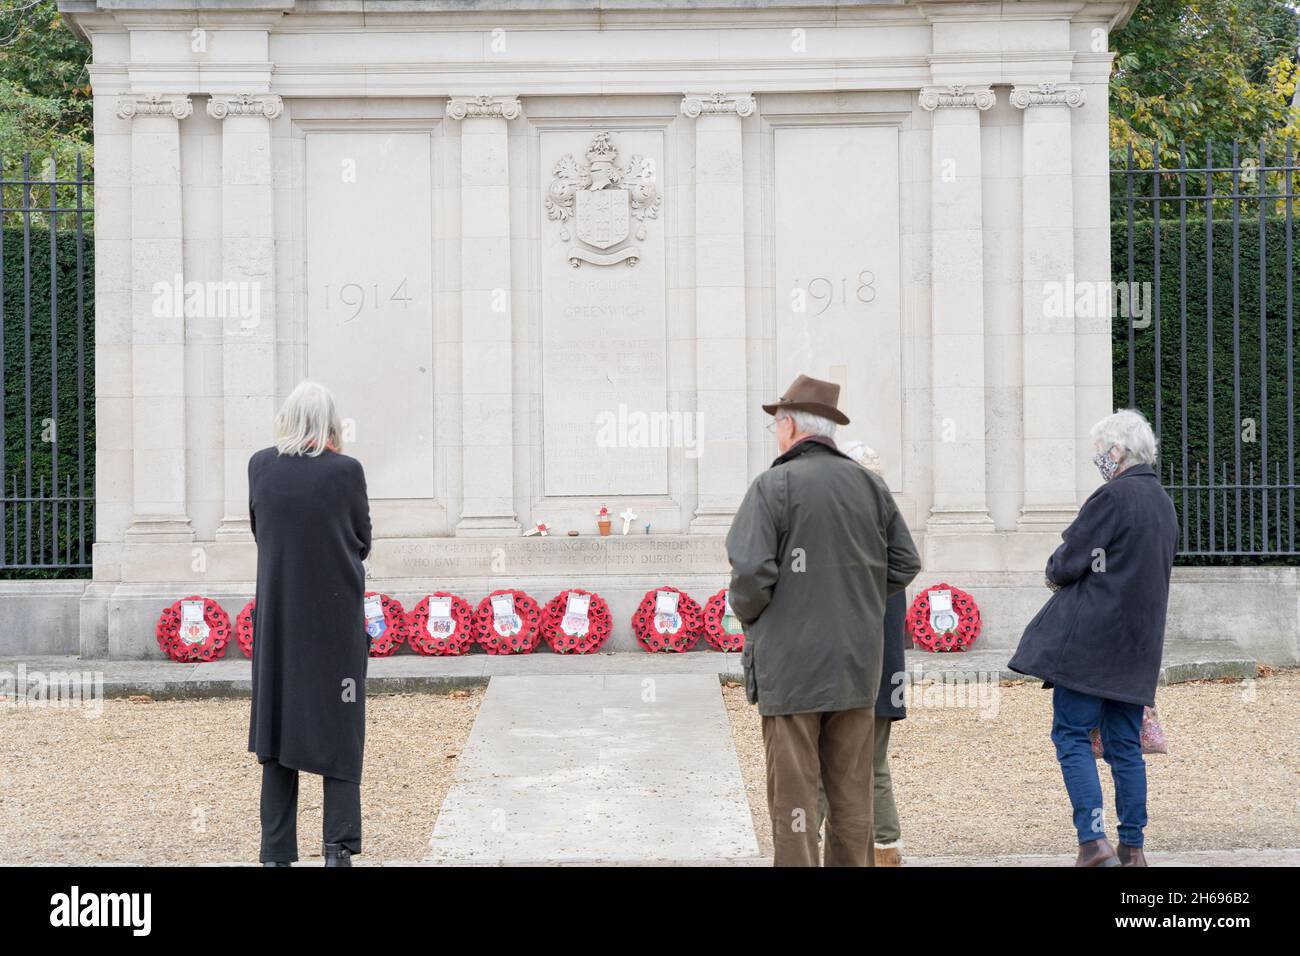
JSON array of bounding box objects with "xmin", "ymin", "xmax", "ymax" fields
[{"xmin": 15, "ymin": 536, "xmax": 1294, "ymax": 665}]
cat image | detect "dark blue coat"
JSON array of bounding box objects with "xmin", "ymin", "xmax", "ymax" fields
[
  {"xmin": 1008, "ymin": 464, "xmax": 1178, "ymax": 707},
  {"xmin": 876, "ymin": 590, "xmax": 907, "ymax": 720}
]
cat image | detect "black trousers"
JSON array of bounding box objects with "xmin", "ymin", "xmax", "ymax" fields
[{"xmin": 259, "ymin": 758, "xmax": 362, "ymax": 863}]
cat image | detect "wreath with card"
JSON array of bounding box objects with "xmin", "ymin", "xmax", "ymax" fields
[
  {"xmin": 407, "ymin": 592, "xmax": 476, "ymax": 656},
  {"xmin": 236, "ymin": 599, "xmax": 256, "ymax": 658},
  {"xmin": 906, "ymin": 583, "xmax": 981, "ymax": 653},
  {"xmin": 156, "ymin": 595, "xmax": 232, "ymax": 663},
  {"xmin": 632, "ymin": 586, "xmax": 704, "ymax": 652},
  {"xmin": 702, "ymin": 588, "xmax": 746, "ymax": 652},
  {"xmin": 541, "ymin": 588, "xmax": 612, "ymax": 654},
  {"xmin": 474, "ymin": 588, "xmax": 543, "ymax": 655},
  {"xmin": 364, "ymin": 592, "xmax": 407, "ymax": 657}
]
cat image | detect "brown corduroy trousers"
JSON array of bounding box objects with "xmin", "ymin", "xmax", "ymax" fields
[{"xmin": 762, "ymin": 707, "xmax": 876, "ymax": 866}]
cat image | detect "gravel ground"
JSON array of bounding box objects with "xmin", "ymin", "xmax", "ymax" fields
[
  {"xmin": 0, "ymin": 690, "xmax": 481, "ymax": 865},
  {"xmin": 4, "ymin": 672, "xmax": 1295, "ymax": 865},
  {"xmin": 723, "ymin": 669, "xmax": 1300, "ymax": 860}
]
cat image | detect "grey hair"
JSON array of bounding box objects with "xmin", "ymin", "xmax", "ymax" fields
[
  {"xmin": 275, "ymin": 380, "xmax": 343, "ymax": 457},
  {"xmin": 777, "ymin": 408, "xmax": 837, "ymax": 439},
  {"xmin": 1090, "ymin": 408, "xmax": 1158, "ymax": 468}
]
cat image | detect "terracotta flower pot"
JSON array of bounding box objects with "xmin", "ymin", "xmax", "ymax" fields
[{"xmin": 598, "ymin": 519, "xmax": 612, "ymax": 536}]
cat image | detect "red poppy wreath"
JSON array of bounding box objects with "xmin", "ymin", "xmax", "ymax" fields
[
  {"xmin": 541, "ymin": 588, "xmax": 612, "ymax": 654},
  {"xmin": 906, "ymin": 583, "xmax": 982, "ymax": 653},
  {"xmin": 406, "ymin": 592, "xmax": 476, "ymax": 656},
  {"xmin": 702, "ymin": 588, "xmax": 746, "ymax": 652},
  {"xmin": 156, "ymin": 595, "xmax": 232, "ymax": 663},
  {"xmin": 236, "ymin": 599, "xmax": 256, "ymax": 658},
  {"xmin": 364, "ymin": 592, "xmax": 407, "ymax": 657},
  {"xmin": 474, "ymin": 588, "xmax": 543, "ymax": 655},
  {"xmin": 632, "ymin": 586, "xmax": 704, "ymax": 652}
]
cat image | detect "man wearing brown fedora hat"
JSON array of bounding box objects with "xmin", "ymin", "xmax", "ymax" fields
[{"xmin": 726, "ymin": 374, "xmax": 920, "ymax": 866}]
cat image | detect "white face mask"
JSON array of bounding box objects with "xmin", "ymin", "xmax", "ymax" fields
[{"xmin": 1093, "ymin": 445, "xmax": 1120, "ymax": 482}]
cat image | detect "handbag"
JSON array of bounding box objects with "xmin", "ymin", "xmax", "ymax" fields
[{"xmin": 1089, "ymin": 705, "xmax": 1168, "ymax": 757}]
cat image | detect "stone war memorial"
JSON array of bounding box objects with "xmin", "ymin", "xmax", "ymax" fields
[
  {"xmin": 39, "ymin": 0, "xmax": 1290, "ymax": 672},
  {"xmin": 2, "ymin": 0, "xmax": 1298, "ymax": 885}
]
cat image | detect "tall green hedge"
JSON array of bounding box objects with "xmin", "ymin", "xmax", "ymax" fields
[
  {"xmin": 1, "ymin": 224, "xmax": 94, "ymax": 577},
  {"xmin": 1112, "ymin": 216, "xmax": 1299, "ymax": 563}
]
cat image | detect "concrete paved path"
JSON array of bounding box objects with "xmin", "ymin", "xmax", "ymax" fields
[{"xmin": 426, "ymin": 674, "xmax": 760, "ymax": 864}]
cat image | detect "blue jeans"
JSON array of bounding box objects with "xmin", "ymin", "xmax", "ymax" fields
[{"xmin": 1050, "ymin": 684, "xmax": 1148, "ymax": 847}]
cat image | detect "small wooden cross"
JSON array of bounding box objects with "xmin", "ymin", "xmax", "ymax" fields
[{"xmin": 619, "ymin": 508, "xmax": 637, "ymax": 535}]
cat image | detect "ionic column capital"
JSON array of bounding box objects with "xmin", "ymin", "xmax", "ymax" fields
[
  {"xmin": 680, "ymin": 92, "xmax": 756, "ymax": 118},
  {"xmin": 206, "ymin": 93, "xmax": 283, "ymax": 120},
  {"xmin": 919, "ymin": 85, "xmax": 995, "ymax": 111},
  {"xmin": 445, "ymin": 95, "xmax": 521, "ymax": 120},
  {"xmin": 1009, "ymin": 83, "xmax": 1087, "ymax": 109},
  {"xmin": 116, "ymin": 93, "xmax": 193, "ymax": 121}
]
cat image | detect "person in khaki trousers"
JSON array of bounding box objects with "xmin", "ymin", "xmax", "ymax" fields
[
  {"xmin": 833, "ymin": 442, "xmax": 908, "ymax": 866},
  {"xmin": 726, "ymin": 375, "xmax": 920, "ymax": 867},
  {"xmin": 815, "ymin": 586, "xmax": 908, "ymax": 865}
]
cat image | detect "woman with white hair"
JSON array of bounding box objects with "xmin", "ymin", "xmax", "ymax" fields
[
  {"xmin": 247, "ymin": 381, "xmax": 371, "ymax": 867},
  {"xmin": 1010, "ymin": 409, "xmax": 1177, "ymax": 868}
]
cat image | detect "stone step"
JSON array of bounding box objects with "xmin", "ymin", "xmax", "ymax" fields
[
  {"xmin": 0, "ymin": 638, "xmax": 1254, "ymax": 701},
  {"xmin": 902, "ymin": 638, "xmax": 1256, "ymax": 685}
]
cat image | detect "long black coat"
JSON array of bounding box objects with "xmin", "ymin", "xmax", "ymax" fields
[
  {"xmin": 247, "ymin": 447, "xmax": 372, "ymax": 782},
  {"xmin": 726, "ymin": 437, "xmax": 922, "ymax": 716},
  {"xmin": 1009, "ymin": 464, "xmax": 1177, "ymax": 707}
]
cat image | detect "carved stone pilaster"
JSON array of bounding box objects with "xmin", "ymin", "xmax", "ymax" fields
[
  {"xmin": 1014, "ymin": 82, "xmax": 1084, "ymax": 529},
  {"xmin": 680, "ymin": 92, "xmax": 756, "ymax": 118},
  {"xmin": 919, "ymin": 84, "xmax": 995, "ymax": 111},
  {"xmin": 451, "ymin": 92, "xmax": 520, "ymax": 533},
  {"xmin": 206, "ymin": 93, "xmax": 283, "ymax": 120},
  {"xmin": 1009, "ymin": 83, "xmax": 1087, "ymax": 109},
  {"xmin": 120, "ymin": 90, "xmax": 194, "ymax": 541},
  {"xmin": 116, "ymin": 93, "xmax": 192, "ymax": 121},
  {"xmin": 208, "ymin": 93, "xmax": 280, "ymax": 540},
  {"xmin": 683, "ymin": 92, "xmax": 750, "ymax": 530},
  {"xmin": 924, "ymin": 79, "xmax": 996, "ymax": 532},
  {"xmin": 445, "ymin": 95, "xmax": 522, "ymax": 120}
]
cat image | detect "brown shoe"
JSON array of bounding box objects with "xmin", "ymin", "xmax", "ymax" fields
[
  {"xmin": 874, "ymin": 846, "xmax": 903, "ymax": 867},
  {"xmin": 1117, "ymin": 843, "xmax": 1148, "ymax": 867},
  {"xmin": 1075, "ymin": 838, "xmax": 1121, "ymax": 867}
]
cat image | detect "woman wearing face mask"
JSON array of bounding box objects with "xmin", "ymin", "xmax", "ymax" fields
[{"xmin": 1009, "ymin": 409, "xmax": 1177, "ymax": 867}]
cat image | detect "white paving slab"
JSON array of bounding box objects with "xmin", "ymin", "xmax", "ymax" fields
[{"xmin": 427, "ymin": 674, "xmax": 760, "ymax": 863}]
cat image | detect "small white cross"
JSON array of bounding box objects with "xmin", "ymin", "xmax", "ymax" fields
[{"xmin": 619, "ymin": 508, "xmax": 637, "ymax": 535}]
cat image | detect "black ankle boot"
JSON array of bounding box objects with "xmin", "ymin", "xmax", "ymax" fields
[{"xmin": 323, "ymin": 843, "xmax": 352, "ymax": 867}]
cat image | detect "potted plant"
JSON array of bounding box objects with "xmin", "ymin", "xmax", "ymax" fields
[{"xmin": 596, "ymin": 506, "xmax": 612, "ymax": 537}]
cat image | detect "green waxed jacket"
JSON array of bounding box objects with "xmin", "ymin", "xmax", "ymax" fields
[{"xmin": 725, "ymin": 437, "xmax": 921, "ymax": 717}]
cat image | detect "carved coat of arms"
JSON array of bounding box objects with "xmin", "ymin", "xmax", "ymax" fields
[{"xmin": 544, "ymin": 131, "xmax": 661, "ymax": 267}]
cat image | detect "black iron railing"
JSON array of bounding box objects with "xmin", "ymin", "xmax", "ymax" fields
[
  {"xmin": 1113, "ymin": 142, "xmax": 1297, "ymax": 559},
  {"xmin": 0, "ymin": 153, "xmax": 93, "ymax": 572}
]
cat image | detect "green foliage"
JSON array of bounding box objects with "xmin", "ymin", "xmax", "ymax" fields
[
  {"xmin": 1112, "ymin": 214, "xmax": 1299, "ymax": 561},
  {"xmin": 1, "ymin": 224, "xmax": 95, "ymax": 577},
  {"xmin": 0, "ymin": 0, "xmax": 92, "ymax": 167},
  {"xmin": 1111, "ymin": 0, "xmax": 1300, "ymax": 164}
]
